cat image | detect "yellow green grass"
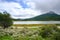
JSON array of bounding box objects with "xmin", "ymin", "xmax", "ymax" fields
[{"xmin": 12, "ymin": 24, "xmax": 59, "ymax": 27}]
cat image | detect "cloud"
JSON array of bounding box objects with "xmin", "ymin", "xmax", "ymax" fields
[
  {"xmin": 32, "ymin": 0, "xmax": 60, "ymax": 14},
  {"xmin": 15, "ymin": 0, "xmax": 60, "ymax": 15},
  {"xmin": 0, "ymin": 1, "xmax": 41, "ymax": 19},
  {"xmin": 0, "ymin": 0, "xmax": 60, "ymax": 19}
]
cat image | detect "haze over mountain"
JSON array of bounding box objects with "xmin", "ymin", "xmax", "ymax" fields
[{"xmin": 13, "ymin": 11, "xmax": 60, "ymax": 21}]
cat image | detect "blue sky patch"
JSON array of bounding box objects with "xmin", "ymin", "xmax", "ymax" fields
[
  {"xmin": 19, "ymin": 0, "xmax": 29, "ymax": 9},
  {"xmin": 4, "ymin": 0, "xmax": 30, "ymax": 9}
]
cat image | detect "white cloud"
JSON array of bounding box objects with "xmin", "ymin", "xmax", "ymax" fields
[
  {"xmin": 0, "ymin": 0, "xmax": 60, "ymax": 19},
  {"xmin": 0, "ymin": 2, "xmax": 22, "ymax": 15},
  {"xmin": 0, "ymin": 1, "xmax": 41, "ymax": 19},
  {"xmin": 32, "ymin": 0, "xmax": 60, "ymax": 14},
  {"xmin": 27, "ymin": 2, "xmax": 35, "ymax": 9}
]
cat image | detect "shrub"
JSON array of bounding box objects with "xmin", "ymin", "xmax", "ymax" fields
[{"xmin": 38, "ymin": 25, "xmax": 58, "ymax": 38}]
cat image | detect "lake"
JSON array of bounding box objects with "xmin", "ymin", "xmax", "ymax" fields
[{"xmin": 13, "ymin": 21, "xmax": 60, "ymax": 24}]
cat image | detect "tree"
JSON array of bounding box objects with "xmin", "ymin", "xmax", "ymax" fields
[{"xmin": 0, "ymin": 11, "xmax": 13, "ymax": 29}]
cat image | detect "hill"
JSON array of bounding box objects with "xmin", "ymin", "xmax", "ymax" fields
[{"xmin": 13, "ymin": 11, "xmax": 60, "ymax": 21}]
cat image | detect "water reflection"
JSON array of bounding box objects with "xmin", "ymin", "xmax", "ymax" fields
[{"xmin": 13, "ymin": 21, "xmax": 60, "ymax": 24}]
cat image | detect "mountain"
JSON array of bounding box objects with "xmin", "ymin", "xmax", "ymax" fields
[{"xmin": 14, "ymin": 11, "xmax": 60, "ymax": 21}]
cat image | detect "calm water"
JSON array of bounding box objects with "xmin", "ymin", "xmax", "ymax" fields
[{"xmin": 13, "ymin": 21, "xmax": 60, "ymax": 24}]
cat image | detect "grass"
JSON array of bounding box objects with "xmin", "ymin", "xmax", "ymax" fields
[
  {"xmin": 0, "ymin": 24, "xmax": 60, "ymax": 40},
  {"xmin": 0, "ymin": 35, "xmax": 13, "ymax": 40},
  {"xmin": 12, "ymin": 24, "xmax": 60, "ymax": 28}
]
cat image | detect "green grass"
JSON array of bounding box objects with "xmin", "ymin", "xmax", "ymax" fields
[
  {"xmin": 0, "ymin": 24, "xmax": 60, "ymax": 40},
  {"xmin": 0, "ymin": 35, "xmax": 13, "ymax": 40}
]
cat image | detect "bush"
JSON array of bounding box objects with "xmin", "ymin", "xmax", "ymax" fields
[{"xmin": 38, "ymin": 25, "xmax": 59, "ymax": 38}]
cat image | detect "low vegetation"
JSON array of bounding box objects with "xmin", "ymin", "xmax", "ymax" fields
[{"xmin": 0, "ymin": 24, "xmax": 60, "ymax": 40}]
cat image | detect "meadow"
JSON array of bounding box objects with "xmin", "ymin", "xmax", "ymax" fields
[
  {"xmin": 0, "ymin": 24, "xmax": 60, "ymax": 40},
  {"xmin": 12, "ymin": 24, "xmax": 60, "ymax": 28}
]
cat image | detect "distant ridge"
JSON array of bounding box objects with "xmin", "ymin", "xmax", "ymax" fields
[{"xmin": 13, "ymin": 11, "xmax": 60, "ymax": 21}]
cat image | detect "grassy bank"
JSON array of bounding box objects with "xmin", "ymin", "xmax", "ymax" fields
[{"xmin": 12, "ymin": 24, "xmax": 60, "ymax": 27}]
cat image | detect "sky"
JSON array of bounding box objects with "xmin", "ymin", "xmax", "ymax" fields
[{"xmin": 0, "ymin": 0, "xmax": 60, "ymax": 19}]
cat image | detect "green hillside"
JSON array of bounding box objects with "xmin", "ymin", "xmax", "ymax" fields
[{"xmin": 13, "ymin": 11, "xmax": 60, "ymax": 21}]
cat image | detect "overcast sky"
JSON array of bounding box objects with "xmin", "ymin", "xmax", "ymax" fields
[{"xmin": 0, "ymin": 0, "xmax": 60, "ymax": 19}]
